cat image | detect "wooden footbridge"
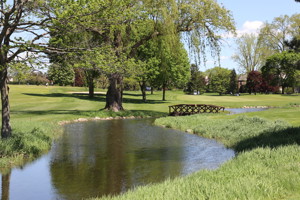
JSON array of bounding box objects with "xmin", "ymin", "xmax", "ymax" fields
[{"xmin": 169, "ymin": 104, "xmax": 225, "ymax": 116}]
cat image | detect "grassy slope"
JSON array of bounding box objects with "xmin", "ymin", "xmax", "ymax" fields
[{"xmin": 1, "ymin": 85, "xmax": 300, "ymax": 199}]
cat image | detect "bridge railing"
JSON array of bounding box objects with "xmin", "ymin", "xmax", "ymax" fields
[{"xmin": 169, "ymin": 104, "xmax": 225, "ymax": 116}]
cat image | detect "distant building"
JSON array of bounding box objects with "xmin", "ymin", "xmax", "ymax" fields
[{"xmin": 238, "ymin": 74, "xmax": 247, "ymax": 89}]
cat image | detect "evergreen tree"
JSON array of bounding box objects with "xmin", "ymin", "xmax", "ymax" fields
[{"xmin": 228, "ymin": 69, "xmax": 238, "ymax": 94}]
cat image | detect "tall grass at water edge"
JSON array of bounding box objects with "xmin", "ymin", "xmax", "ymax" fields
[
  {"xmin": 154, "ymin": 115, "xmax": 300, "ymax": 150},
  {"xmin": 0, "ymin": 121, "xmax": 60, "ymax": 171}
]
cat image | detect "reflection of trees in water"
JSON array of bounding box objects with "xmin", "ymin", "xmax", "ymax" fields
[
  {"xmin": 1, "ymin": 171, "xmax": 11, "ymax": 200},
  {"xmin": 50, "ymin": 120, "xmax": 184, "ymax": 200}
]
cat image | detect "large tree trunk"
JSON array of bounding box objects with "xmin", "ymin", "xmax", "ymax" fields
[
  {"xmin": 105, "ymin": 73, "xmax": 124, "ymax": 111},
  {"xmin": 0, "ymin": 69, "xmax": 12, "ymax": 138},
  {"xmin": 88, "ymin": 80, "xmax": 94, "ymax": 98},
  {"xmin": 84, "ymin": 70, "xmax": 95, "ymax": 98},
  {"xmin": 139, "ymin": 81, "xmax": 147, "ymax": 102},
  {"xmin": 1, "ymin": 171, "xmax": 11, "ymax": 200}
]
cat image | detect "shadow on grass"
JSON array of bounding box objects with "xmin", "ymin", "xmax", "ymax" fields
[
  {"xmin": 22, "ymin": 93, "xmax": 168, "ymax": 105},
  {"xmin": 11, "ymin": 109, "xmax": 85, "ymax": 116},
  {"xmin": 11, "ymin": 109, "xmax": 167, "ymax": 118},
  {"xmin": 23, "ymin": 93, "xmax": 106, "ymax": 102},
  {"xmin": 234, "ymin": 126, "xmax": 300, "ymax": 153}
]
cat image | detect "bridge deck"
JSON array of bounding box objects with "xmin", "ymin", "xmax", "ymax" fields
[{"xmin": 169, "ymin": 104, "xmax": 225, "ymax": 116}]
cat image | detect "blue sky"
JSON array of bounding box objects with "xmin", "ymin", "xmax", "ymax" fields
[{"xmin": 201, "ymin": 0, "xmax": 300, "ymax": 73}]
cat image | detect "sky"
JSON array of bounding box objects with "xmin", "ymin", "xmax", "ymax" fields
[{"xmin": 201, "ymin": 0, "xmax": 300, "ymax": 73}]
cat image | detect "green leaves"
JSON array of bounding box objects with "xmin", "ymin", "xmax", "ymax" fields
[
  {"xmin": 262, "ymin": 51, "xmax": 300, "ymax": 93},
  {"xmin": 208, "ymin": 67, "xmax": 231, "ymax": 95}
]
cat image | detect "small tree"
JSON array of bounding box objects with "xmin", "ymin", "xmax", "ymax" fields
[
  {"xmin": 8, "ymin": 63, "xmax": 31, "ymax": 84},
  {"xmin": 261, "ymin": 74, "xmax": 279, "ymax": 94},
  {"xmin": 48, "ymin": 64, "xmax": 74, "ymax": 86},
  {"xmin": 208, "ymin": 67, "xmax": 231, "ymax": 95},
  {"xmin": 228, "ymin": 69, "xmax": 238, "ymax": 94},
  {"xmin": 186, "ymin": 64, "xmax": 206, "ymax": 95},
  {"xmin": 262, "ymin": 51, "xmax": 300, "ymax": 94},
  {"xmin": 74, "ymin": 68, "xmax": 85, "ymax": 87},
  {"xmin": 246, "ymin": 71, "xmax": 262, "ymax": 95}
]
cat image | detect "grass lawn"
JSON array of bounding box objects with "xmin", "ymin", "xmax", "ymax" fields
[
  {"xmin": 9, "ymin": 85, "xmax": 300, "ymax": 122},
  {"xmin": 1, "ymin": 85, "xmax": 300, "ymax": 199}
]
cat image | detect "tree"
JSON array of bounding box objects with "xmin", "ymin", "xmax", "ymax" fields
[
  {"xmin": 262, "ymin": 51, "xmax": 300, "ymax": 94},
  {"xmin": 27, "ymin": 71, "xmax": 49, "ymax": 85},
  {"xmin": 0, "ymin": 0, "xmax": 120, "ymax": 138},
  {"xmin": 207, "ymin": 67, "xmax": 231, "ymax": 95},
  {"xmin": 232, "ymin": 34, "xmax": 267, "ymax": 73},
  {"xmin": 54, "ymin": 0, "xmax": 235, "ymax": 110},
  {"xmin": 48, "ymin": 64, "xmax": 74, "ymax": 86},
  {"xmin": 135, "ymin": 40, "xmax": 160, "ymax": 102},
  {"xmin": 246, "ymin": 71, "xmax": 262, "ymax": 95},
  {"xmin": 153, "ymin": 35, "xmax": 190, "ymax": 101},
  {"xmin": 0, "ymin": 0, "xmax": 54, "ymax": 138},
  {"xmin": 260, "ymin": 73, "xmax": 279, "ymax": 94},
  {"xmin": 8, "ymin": 63, "xmax": 31, "ymax": 84},
  {"xmin": 258, "ymin": 14, "xmax": 300, "ymax": 53},
  {"xmin": 285, "ymin": 37, "xmax": 300, "ymax": 53},
  {"xmin": 228, "ymin": 69, "xmax": 238, "ymax": 94},
  {"xmin": 185, "ymin": 64, "xmax": 206, "ymax": 95},
  {"xmin": 74, "ymin": 68, "xmax": 85, "ymax": 87}
]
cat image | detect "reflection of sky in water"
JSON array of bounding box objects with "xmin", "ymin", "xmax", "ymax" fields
[
  {"xmin": 181, "ymin": 133, "xmax": 234, "ymax": 175},
  {"xmin": 226, "ymin": 108, "xmax": 268, "ymax": 114},
  {"xmin": 1, "ymin": 119, "xmax": 234, "ymax": 200}
]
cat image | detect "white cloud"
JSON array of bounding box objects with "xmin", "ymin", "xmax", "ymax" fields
[
  {"xmin": 221, "ymin": 20, "xmax": 264, "ymax": 38},
  {"xmin": 237, "ymin": 21, "xmax": 264, "ymax": 36}
]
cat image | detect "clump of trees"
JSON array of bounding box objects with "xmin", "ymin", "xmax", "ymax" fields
[
  {"xmin": 0, "ymin": 0, "xmax": 235, "ymax": 138},
  {"xmin": 232, "ymin": 13, "xmax": 300, "ymax": 94}
]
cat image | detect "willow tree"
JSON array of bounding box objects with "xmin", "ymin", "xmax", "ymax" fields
[
  {"xmin": 131, "ymin": 0, "xmax": 235, "ymax": 106},
  {"xmin": 101, "ymin": 0, "xmax": 235, "ymax": 110}
]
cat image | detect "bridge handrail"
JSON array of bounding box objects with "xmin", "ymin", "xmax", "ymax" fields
[{"xmin": 168, "ymin": 104, "xmax": 225, "ymax": 116}]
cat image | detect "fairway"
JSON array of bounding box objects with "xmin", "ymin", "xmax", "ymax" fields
[{"xmin": 8, "ymin": 85, "xmax": 300, "ymax": 125}]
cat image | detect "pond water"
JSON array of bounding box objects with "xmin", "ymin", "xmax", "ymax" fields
[
  {"xmin": 226, "ymin": 108, "xmax": 268, "ymax": 114},
  {"xmin": 0, "ymin": 119, "xmax": 234, "ymax": 200}
]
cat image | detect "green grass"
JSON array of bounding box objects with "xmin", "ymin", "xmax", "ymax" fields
[{"xmin": 1, "ymin": 85, "xmax": 300, "ymax": 199}]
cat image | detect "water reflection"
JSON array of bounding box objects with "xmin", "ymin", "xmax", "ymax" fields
[
  {"xmin": 50, "ymin": 120, "xmax": 185, "ymax": 199},
  {"xmin": 1, "ymin": 171, "xmax": 10, "ymax": 200},
  {"xmin": 226, "ymin": 108, "xmax": 268, "ymax": 114}
]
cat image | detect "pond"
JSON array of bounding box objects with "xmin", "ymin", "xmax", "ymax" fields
[{"xmin": 1, "ymin": 119, "xmax": 234, "ymax": 200}]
